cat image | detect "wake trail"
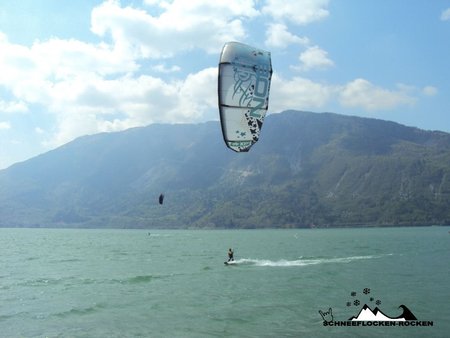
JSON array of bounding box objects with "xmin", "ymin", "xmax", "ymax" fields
[{"xmin": 229, "ymin": 254, "xmax": 391, "ymax": 267}]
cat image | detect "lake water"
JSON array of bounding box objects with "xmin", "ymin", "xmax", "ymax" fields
[{"xmin": 0, "ymin": 227, "xmax": 448, "ymax": 337}]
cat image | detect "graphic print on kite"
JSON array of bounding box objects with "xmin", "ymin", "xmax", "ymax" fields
[{"xmin": 218, "ymin": 42, "xmax": 272, "ymax": 152}]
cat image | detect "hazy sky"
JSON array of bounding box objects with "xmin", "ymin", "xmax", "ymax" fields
[{"xmin": 1, "ymin": 0, "xmax": 449, "ymax": 169}]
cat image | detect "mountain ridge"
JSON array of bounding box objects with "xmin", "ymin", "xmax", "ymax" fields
[{"xmin": 1, "ymin": 110, "xmax": 449, "ymax": 228}]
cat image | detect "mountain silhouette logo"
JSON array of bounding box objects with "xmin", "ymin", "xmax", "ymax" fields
[
  {"xmin": 349, "ymin": 304, "xmax": 417, "ymax": 321},
  {"xmin": 319, "ymin": 288, "xmax": 433, "ymax": 328}
]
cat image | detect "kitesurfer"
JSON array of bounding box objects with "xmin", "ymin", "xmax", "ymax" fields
[{"xmin": 227, "ymin": 248, "xmax": 234, "ymax": 262}]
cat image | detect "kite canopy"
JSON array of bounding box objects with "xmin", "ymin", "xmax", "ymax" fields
[{"xmin": 218, "ymin": 42, "xmax": 272, "ymax": 152}]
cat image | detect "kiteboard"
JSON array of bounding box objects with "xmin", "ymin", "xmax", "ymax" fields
[
  {"xmin": 218, "ymin": 42, "xmax": 273, "ymax": 152},
  {"xmin": 224, "ymin": 261, "xmax": 236, "ymax": 265}
]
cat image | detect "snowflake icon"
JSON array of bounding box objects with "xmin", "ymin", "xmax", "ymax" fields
[
  {"xmin": 346, "ymin": 302, "xmax": 351, "ymax": 307},
  {"xmin": 370, "ymin": 297, "xmax": 374, "ymax": 302},
  {"xmin": 363, "ymin": 288, "xmax": 370, "ymax": 295},
  {"xmin": 376, "ymin": 300, "xmax": 381, "ymax": 306},
  {"xmin": 351, "ymin": 291, "xmax": 357, "ymax": 297},
  {"xmin": 354, "ymin": 300, "xmax": 360, "ymax": 306}
]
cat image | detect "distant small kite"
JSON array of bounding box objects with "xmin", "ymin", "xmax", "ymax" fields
[{"xmin": 158, "ymin": 193, "xmax": 164, "ymax": 205}]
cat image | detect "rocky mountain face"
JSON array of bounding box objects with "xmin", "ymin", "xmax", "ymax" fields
[{"xmin": 1, "ymin": 110, "xmax": 449, "ymax": 228}]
